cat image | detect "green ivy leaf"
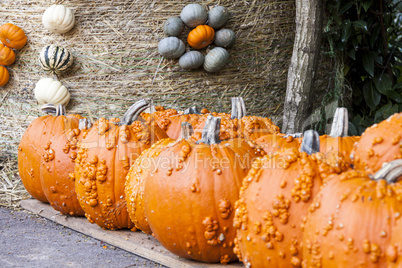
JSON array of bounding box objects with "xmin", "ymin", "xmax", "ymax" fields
[
  {"xmin": 341, "ymin": 21, "xmax": 353, "ymax": 43},
  {"xmin": 363, "ymin": 1, "xmax": 373, "ymax": 12},
  {"xmin": 373, "ymin": 74, "xmax": 392, "ymax": 95},
  {"xmin": 353, "ymin": 20, "xmax": 368, "ymax": 31},
  {"xmin": 383, "ymin": 103, "xmax": 399, "ymax": 119},
  {"xmin": 340, "ymin": 2, "xmax": 354, "ymax": 14},
  {"xmin": 363, "ymin": 52, "xmax": 375, "ymax": 77},
  {"xmin": 348, "ymin": 122, "xmax": 358, "ymax": 136},
  {"xmin": 363, "ymin": 82, "xmax": 381, "ymax": 110},
  {"xmin": 393, "ymin": 82, "xmax": 402, "ymax": 90},
  {"xmin": 348, "ymin": 49, "xmax": 356, "ymax": 60},
  {"xmin": 387, "ymin": 90, "xmax": 402, "ymax": 103}
]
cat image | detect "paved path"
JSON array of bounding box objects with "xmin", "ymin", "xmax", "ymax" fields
[{"xmin": 0, "ymin": 206, "xmax": 164, "ymax": 268}]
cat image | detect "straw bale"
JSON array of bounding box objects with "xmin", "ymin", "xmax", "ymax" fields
[{"xmin": 0, "ymin": 0, "xmax": 334, "ymax": 207}]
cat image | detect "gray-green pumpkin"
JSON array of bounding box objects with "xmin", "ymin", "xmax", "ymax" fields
[
  {"xmin": 179, "ymin": 51, "xmax": 204, "ymax": 69},
  {"xmin": 207, "ymin": 6, "xmax": 229, "ymax": 29},
  {"xmin": 203, "ymin": 47, "xmax": 229, "ymax": 73},
  {"xmin": 39, "ymin": 45, "xmax": 73, "ymax": 74},
  {"xmin": 163, "ymin": 17, "xmax": 184, "ymax": 37},
  {"xmin": 158, "ymin": 37, "xmax": 185, "ymax": 59},
  {"xmin": 214, "ymin": 29, "xmax": 236, "ymax": 47},
  {"xmin": 180, "ymin": 4, "xmax": 207, "ymax": 28}
]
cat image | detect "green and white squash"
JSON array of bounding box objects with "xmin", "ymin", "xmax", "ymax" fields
[
  {"xmin": 214, "ymin": 29, "xmax": 236, "ymax": 47},
  {"xmin": 179, "ymin": 51, "xmax": 204, "ymax": 69},
  {"xmin": 39, "ymin": 45, "xmax": 73, "ymax": 74},
  {"xmin": 180, "ymin": 4, "xmax": 207, "ymax": 28},
  {"xmin": 203, "ymin": 47, "xmax": 229, "ymax": 73},
  {"xmin": 163, "ymin": 17, "xmax": 184, "ymax": 37},
  {"xmin": 158, "ymin": 37, "xmax": 185, "ymax": 59},
  {"xmin": 207, "ymin": 6, "xmax": 229, "ymax": 29}
]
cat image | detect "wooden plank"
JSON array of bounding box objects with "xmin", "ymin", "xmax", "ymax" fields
[{"xmin": 21, "ymin": 199, "xmax": 243, "ymax": 268}]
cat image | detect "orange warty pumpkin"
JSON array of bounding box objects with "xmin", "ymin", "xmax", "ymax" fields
[
  {"xmin": 302, "ymin": 160, "xmax": 402, "ymax": 267},
  {"xmin": 352, "ymin": 112, "xmax": 402, "ymax": 174},
  {"xmin": 0, "ymin": 43, "xmax": 16, "ymax": 66},
  {"xmin": 74, "ymin": 99, "xmax": 168, "ymax": 230},
  {"xmin": 187, "ymin": 24, "xmax": 215, "ymax": 49},
  {"xmin": 144, "ymin": 117, "xmax": 262, "ymax": 263},
  {"xmin": 233, "ymin": 130, "xmax": 350, "ymax": 267},
  {"xmin": 0, "ymin": 23, "xmax": 27, "ymax": 49},
  {"xmin": 40, "ymin": 116, "xmax": 91, "ymax": 216},
  {"xmin": 18, "ymin": 105, "xmax": 82, "ymax": 203},
  {"xmin": 125, "ymin": 137, "xmax": 175, "ymax": 234},
  {"xmin": 0, "ymin": 66, "xmax": 9, "ymax": 87},
  {"xmin": 390, "ymin": 198, "xmax": 402, "ymax": 267}
]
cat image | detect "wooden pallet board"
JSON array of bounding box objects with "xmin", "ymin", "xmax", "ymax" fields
[{"xmin": 21, "ymin": 199, "xmax": 243, "ymax": 268}]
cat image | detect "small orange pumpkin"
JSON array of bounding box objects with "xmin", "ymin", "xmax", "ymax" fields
[
  {"xmin": 0, "ymin": 66, "xmax": 9, "ymax": 87},
  {"xmin": 0, "ymin": 43, "xmax": 16, "ymax": 66},
  {"xmin": 0, "ymin": 23, "xmax": 27, "ymax": 49},
  {"xmin": 187, "ymin": 24, "xmax": 215, "ymax": 49}
]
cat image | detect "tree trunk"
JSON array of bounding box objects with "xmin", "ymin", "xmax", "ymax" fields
[{"xmin": 282, "ymin": 0, "xmax": 324, "ymax": 133}]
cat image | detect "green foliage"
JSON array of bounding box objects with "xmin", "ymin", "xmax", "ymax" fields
[{"xmin": 325, "ymin": 0, "xmax": 402, "ymax": 135}]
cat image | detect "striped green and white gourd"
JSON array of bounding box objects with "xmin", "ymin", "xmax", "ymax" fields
[{"xmin": 39, "ymin": 45, "xmax": 73, "ymax": 74}]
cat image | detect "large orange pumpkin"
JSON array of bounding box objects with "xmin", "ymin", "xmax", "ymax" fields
[
  {"xmin": 187, "ymin": 24, "xmax": 215, "ymax": 49},
  {"xmin": 0, "ymin": 66, "xmax": 9, "ymax": 87},
  {"xmin": 143, "ymin": 116, "xmax": 263, "ymax": 263},
  {"xmin": 18, "ymin": 105, "xmax": 82, "ymax": 203},
  {"xmin": 233, "ymin": 130, "xmax": 350, "ymax": 267},
  {"xmin": 125, "ymin": 137, "xmax": 176, "ymax": 234},
  {"xmin": 352, "ymin": 112, "xmax": 402, "ymax": 174},
  {"xmin": 74, "ymin": 99, "xmax": 168, "ymax": 230},
  {"xmin": 302, "ymin": 160, "xmax": 402, "ymax": 267},
  {"xmin": 0, "ymin": 43, "xmax": 16, "ymax": 66},
  {"xmin": 0, "ymin": 23, "xmax": 27, "ymax": 49},
  {"xmin": 40, "ymin": 117, "xmax": 92, "ymax": 216}
]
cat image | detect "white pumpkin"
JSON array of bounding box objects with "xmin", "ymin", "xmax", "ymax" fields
[
  {"xmin": 34, "ymin": 77, "xmax": 70, "ymax": 106},
  {"xmin": 42, "ymin": 5, "xmax": 75, "ymax": 34}
]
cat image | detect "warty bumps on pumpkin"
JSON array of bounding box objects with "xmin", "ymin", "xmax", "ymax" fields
[
  {"xmin": 73, "ymin": 99, "xmax": 168, "ymax": 230},
  {"xmin": 143, "ymin": 117, "xmax": 264, "ymax": 263}
]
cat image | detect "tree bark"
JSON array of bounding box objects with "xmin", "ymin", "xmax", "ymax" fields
[{"xmin": 282, "ymin": 0, "xmax": 324, "ymax": 133}]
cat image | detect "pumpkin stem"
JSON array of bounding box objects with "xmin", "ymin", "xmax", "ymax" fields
[
  {"xmin": 79, "ymin": 118, "xmax": 92, "ymax": 130},
  {"xmin": 231, "ymin": 97, "xmax": 247, "ymax": 119},
  {"xmin": 371, "ymin": 159, "xmax": 402, "ymax": 184},
  {"xmin": 180, "ymin": 122, "xmax": 194, "ymax": 140},
  {"xmin": 329, "ymin": 107, "xmax": 349, "ymax": 137},
  {"xmin": 121, "ymin": 99, "xmax": 150, "ymax": 125},
  {"xmin": 41, "ymin": 104, "xmax": 66, "ymax": 116},
  {"xmin": 199, "ymin": 115, "xmax": 221, "ymax": 145},
  {"xmin": 183, "ymin": 106, "xmax": 201, "ymax": 115},
  {"xmin": 300, "ymin": 130, "xmax": 320, "ymax": 155}
]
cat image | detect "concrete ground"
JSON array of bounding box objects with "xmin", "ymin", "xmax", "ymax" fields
[{"xmin": 0, "ymin": 206, "xmax": 164, "ymax": 268}]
